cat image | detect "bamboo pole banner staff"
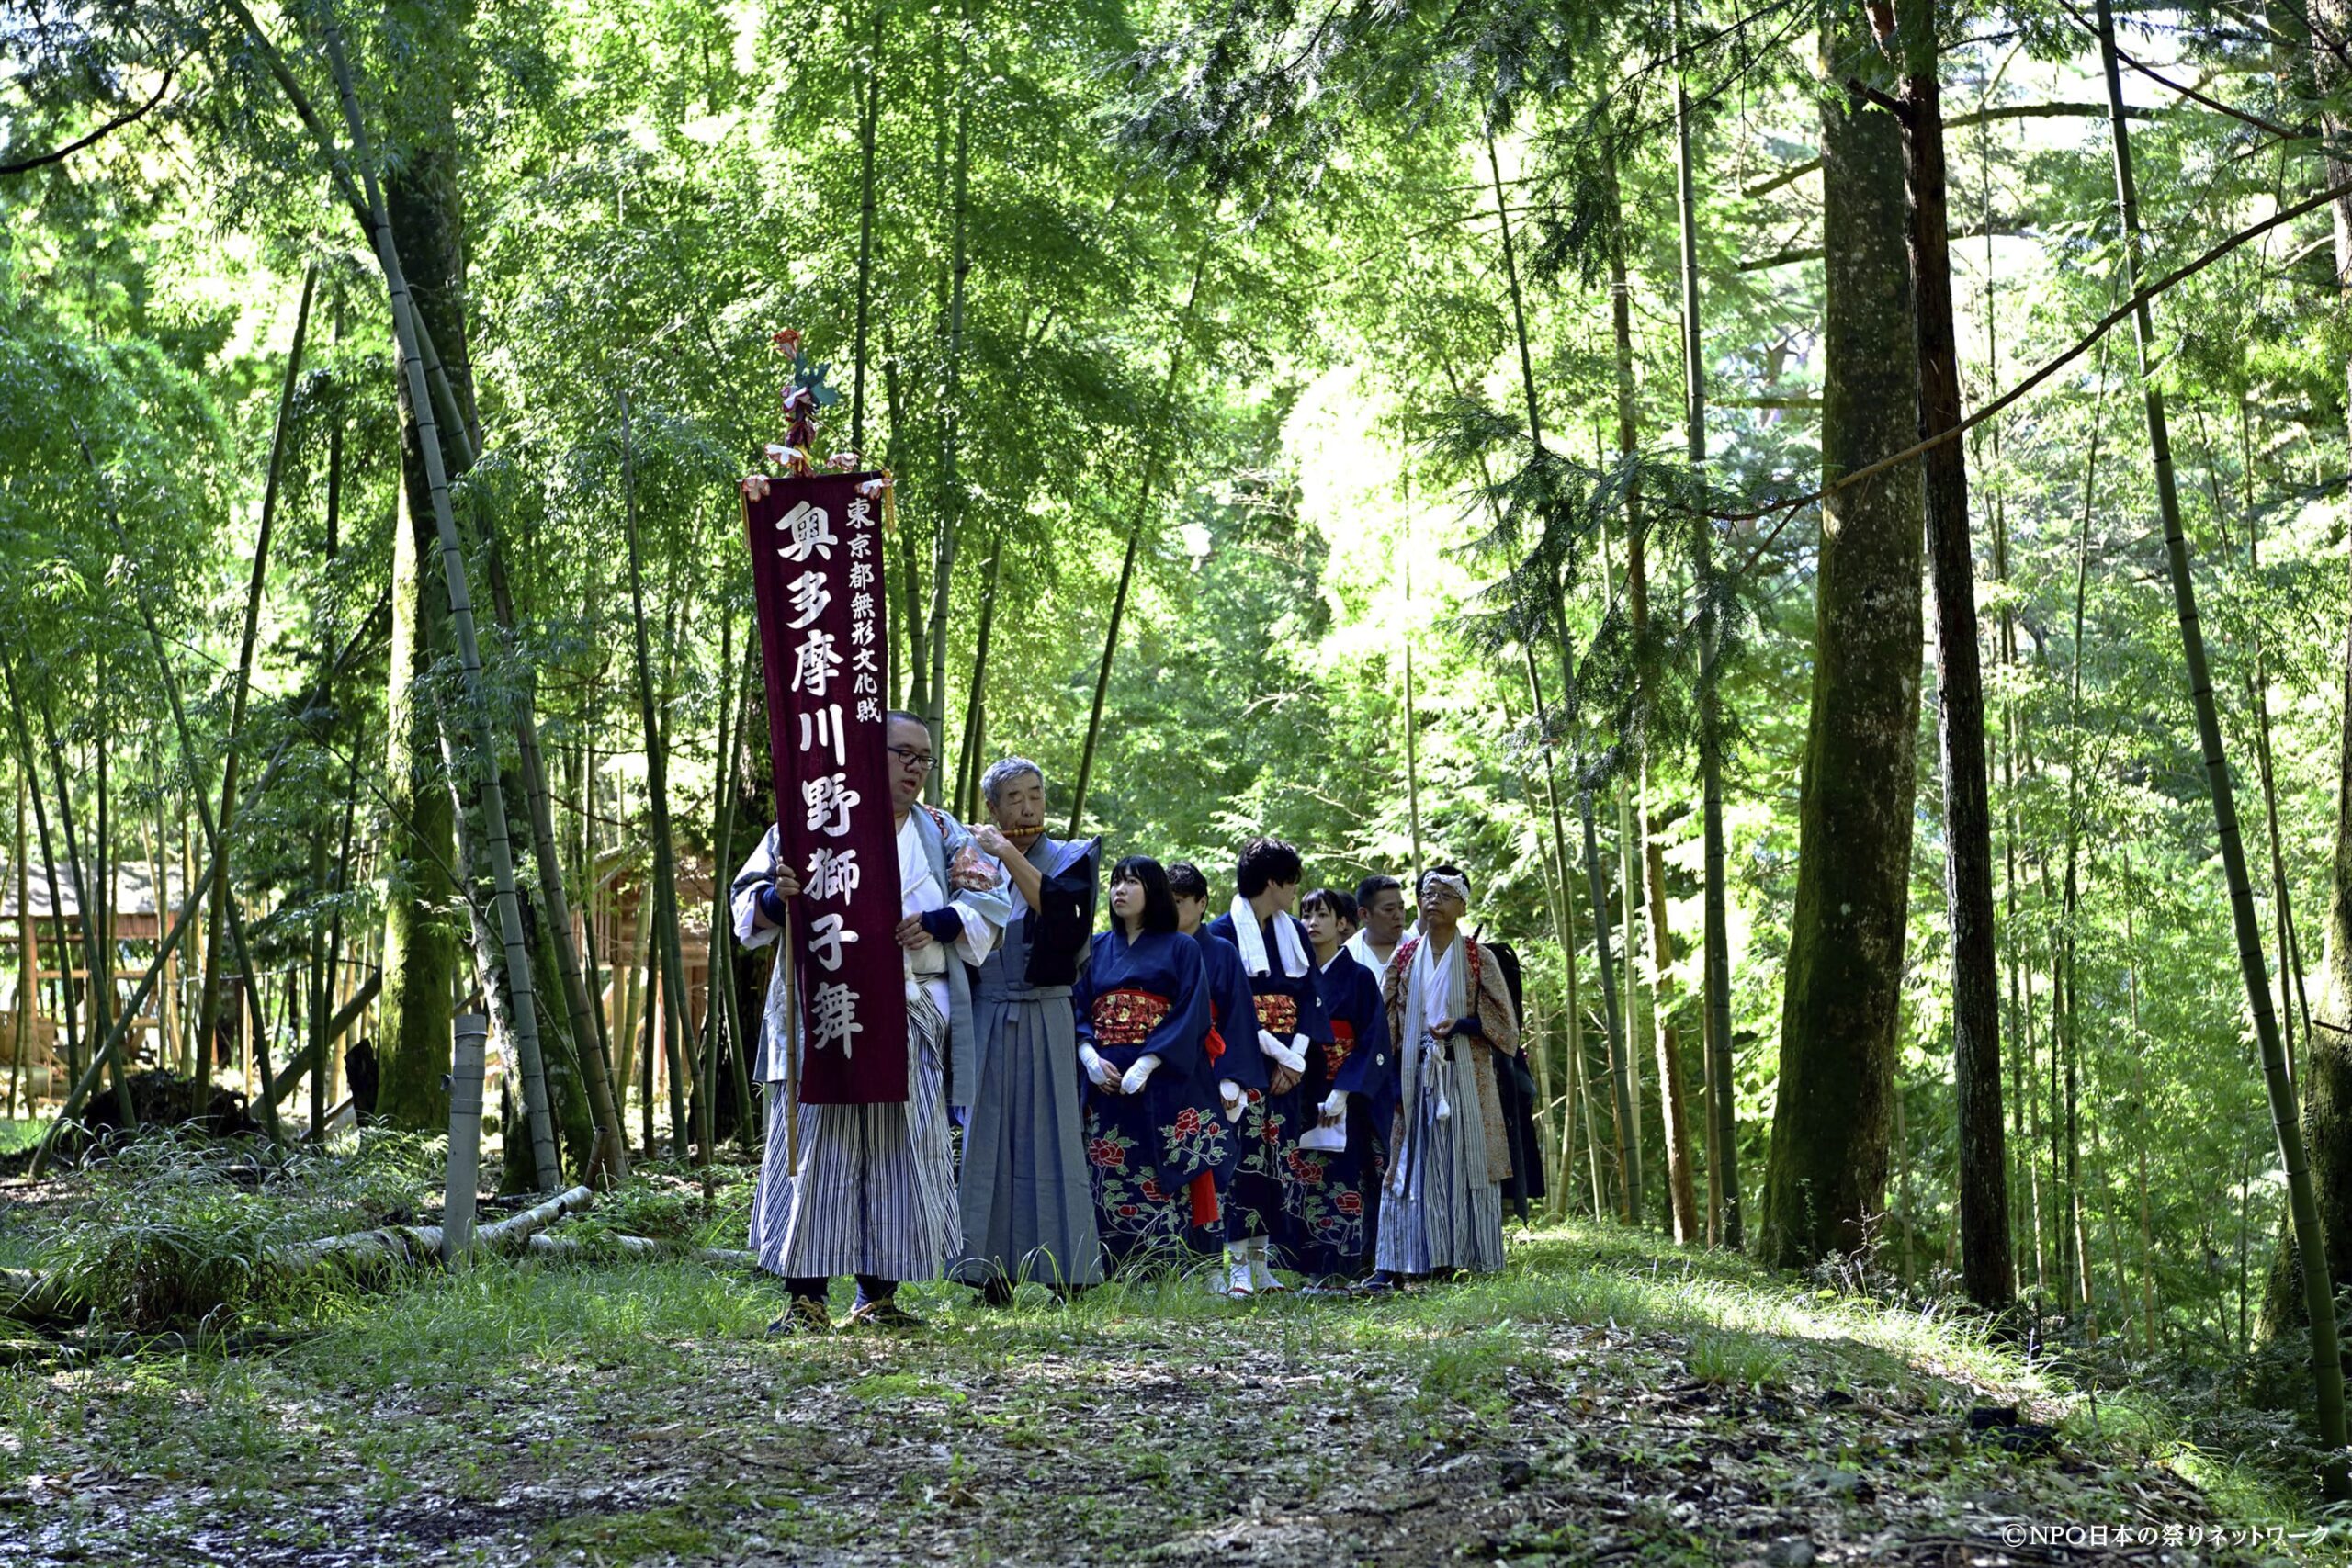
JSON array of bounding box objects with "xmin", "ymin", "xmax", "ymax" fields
[{"xmin": 741, "ymin": 333, "xmax": 908, "ymax": 1109}]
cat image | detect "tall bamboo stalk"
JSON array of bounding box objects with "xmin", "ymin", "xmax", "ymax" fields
[
  {"xmin": 1068, "ymin": 248, "xmax": 1210, "ymax": 835},
  {"xmin": 10, "ymin": 773, "xmax": 28, "ymax": 1116},
  {"xmin": 2093, "ymin": 0, "xmax": 2346, "ymax": 1491},
  {"xmin": 2059, "ymin": 364, "xmax": 2106, "ymax": 1309},
  {"xmin": 1403, "ymin": 500, "xmax": 1424, "ymax": 886},
  {"xmin": 1895, "ymin": 0, "xmax": 2012, "ymax": 1308},
  {"xmin": 143, "ymin": 764, "xmax": 175, "ymax": 1077},
  {"xmin": 2121, "ymin": 846, "xmax": 2158, "ymax": 1349},
  {"xmin": 1618, "ymin": 784, "xmax": 1648, "ymax": 1224},
  {"xmin": 848, "ymin": 0, "xmax": 885, "ymax": 457},
  {"xmin": 200, "ymin": 264, "xmax": 317, "ymax": 1074},
  {"xmin": 922, "ymin": 0, "xmax": 976, "ymax": 801},
  {"xmin": 616, "ymin": 903, "xmax": 650, "ymax": 1137},
  {"xmin": 1518, "ymin": 644, "xmax": 1587, "ymax": 1210},
  {"xmin": 1498, "ymin": 683, "xmax": 1571, "ymax": 1209},
  {"xmin": 702, "ymin": 606, "xmax": 740, "ymax": 1152},
  {"xmin": 1670, "ymin": 0, "xmax": 1738, "ymax": 1251},
  {"xmin": 313, "ymin": 747, "xmax": 360, "ymax": 1139},
  {"xmin": 880, "ymin": 328, "xmax": 922, "ymax": 716},
  {"xmin": 1599, "ymin": 345, "xmax": 1642, "ymax": 1227},
  {"xmin": 618, "ymin": 395, "xmax": 700, "ymax": 1163},
  {"xmin": 956, "ymin": 531, "xmax": 1002, "ymax": 818},
  {"xmin": 92, "ymin": 665, "xmax": 113, "ymax": 1089}
]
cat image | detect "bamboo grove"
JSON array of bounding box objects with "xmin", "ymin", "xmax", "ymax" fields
[{"xmin": 8, "ymin": 0, "xmax": 2352, "ymax": 1496}]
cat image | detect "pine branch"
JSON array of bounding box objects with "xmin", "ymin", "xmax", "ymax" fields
[{"xmin": 0, "ymin": 62, "xmax": 176, "ymax": 176}]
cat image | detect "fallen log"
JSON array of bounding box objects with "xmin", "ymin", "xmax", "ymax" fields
[
  {"xmin": 0, "ymin": 1267, "xmax": 74, "ymax": 1325},
  {"xmin": 0, "ymin": 1187, "xmax": 652, "ymax": 1327},
  {"xmin": 272, "ymin": 1184, "xmax": 594, "ymax": 1278}
]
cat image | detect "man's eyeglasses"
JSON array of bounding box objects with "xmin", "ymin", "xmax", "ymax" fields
[{"xmin": 886, "ymin": 745, "xmax": 935, "ymax": 772}]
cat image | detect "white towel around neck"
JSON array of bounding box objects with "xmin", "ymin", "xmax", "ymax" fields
[
  {"xmin": 1342, "ymin": 929, "xmax": 1391, "ymax": 975},
  {"xmin": 1228, "ymin": 894, "xmax": 1310, "ymax": 979}
]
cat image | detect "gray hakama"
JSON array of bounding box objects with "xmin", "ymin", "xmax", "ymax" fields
[
  {"xmin": 733, "ymin": 812, "xmax": 1011, "ymax": 1282},
  {"xmin": 1374, "ymin": 936, "xmax": 1507, "ymax": 1275},
  {"xmin": 954, "ymin": 837, "xmax": 1102, "ymax": 1289}
]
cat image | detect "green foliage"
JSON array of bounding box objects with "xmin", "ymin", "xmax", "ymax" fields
[
  {"xmin": 35, "ymin": 1129, "xmax": 436, "ymax": 1330},
  {"xmin": 1684, "ymin": 1326, "xmax": 1792, "ymax": 1389}
]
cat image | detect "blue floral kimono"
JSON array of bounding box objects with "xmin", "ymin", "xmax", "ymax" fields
[
  {"xmin": 1203, "ymin": 908, "xmax": 1332, "ymax": 1267},
  {"xmin": 1075, "ymin": 927, "xmax": 1225, "ymax": 1269},
  {"xmin": 1186, "ymin": 926, "xmax": 1263, "ymax": 1252},
  {"xmin": 1289, "ymin": 948, "xmax": 1392, "ymax": 1278}
]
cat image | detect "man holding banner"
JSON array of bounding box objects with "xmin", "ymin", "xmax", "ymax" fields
[
  {"xmin": 734, "ymin": 713, "xmax": 1012, "ymax": 1331},
  {"xmin": 735, "ymin": 455, "xmax": 1012, "ymax": 1333}
]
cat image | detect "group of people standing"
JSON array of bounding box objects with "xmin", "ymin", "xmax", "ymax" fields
[{"xmin": 729, "ymin": 712, "xmax": 1526, "ymax": 1331}]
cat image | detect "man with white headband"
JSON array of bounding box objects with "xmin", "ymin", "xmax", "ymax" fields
[
  {"xmin": 1203, "ymin": 836, "xmax": 1333, "ymax": 1296},
  {"xmin": 1359, "ymin": 864, "xmax": 1522, "ymax": 1291}
]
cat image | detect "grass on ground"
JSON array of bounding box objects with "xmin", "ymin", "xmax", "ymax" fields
[{"xmin": 0, "ymin": 1153, "xmax": 2345, "ymax": 1565}]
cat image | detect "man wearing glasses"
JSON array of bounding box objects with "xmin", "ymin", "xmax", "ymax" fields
[{"xmin": 735, "ymin": 711, "xmax": 1012, "ymax": 1331}]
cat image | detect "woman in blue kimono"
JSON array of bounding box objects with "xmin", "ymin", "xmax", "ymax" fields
[
  {"xmin": 1204, "ymin": 837, "xmax": 1333, "ymax": 1294},
  {"xmin": 1297, "ymin": 888, "xmax": 1395, "ymax": 1282},
  {"xmin": 1170, "ymin": 862, "xmax": 1261, "ymax": 1282},
  {"xmin": 1075, "ymin": 856, "xmax": 1227, "ymax": 1271}
]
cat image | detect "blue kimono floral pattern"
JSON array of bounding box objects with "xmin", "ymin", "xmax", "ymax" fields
[{"xmin": 1075, "ymin": 928, "xmax": 1220, "ymax": 1270}]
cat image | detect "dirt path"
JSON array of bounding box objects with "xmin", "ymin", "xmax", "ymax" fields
[{"xmin": 0, "ymin": 1231, "xmax": 2317, "ymax": 1566}]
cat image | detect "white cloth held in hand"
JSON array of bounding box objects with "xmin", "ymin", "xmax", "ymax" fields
[
  {"xmin": 1299, "ymin": 1103, "xmax": 1347, "ymax": 1153},
  {"xmin": 1257, "ymin": 1028, "xmax": 1306, "ymax": 1074},
  {"xmin": 1320, "ymin": 1089, "xmax": 1346, "ymax": 1122},
  {"xmin": 1218, "ymin": 1078, "xmax": 1245, "ymax": 1122},
  {"xmin": 1119, "ymin": 1053, "xmax": 1161, "ymax": 1096}
]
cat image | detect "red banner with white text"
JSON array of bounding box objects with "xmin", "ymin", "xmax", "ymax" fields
[{"xmin": 743, "ymin": 470, "xmax": 908, "ymax": 1104}]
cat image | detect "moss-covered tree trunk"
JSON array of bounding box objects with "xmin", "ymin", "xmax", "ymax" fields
[
  {"xmin": 374, "ymin": 142, "xmax": 469, "ymax": 1131},
  {"xmin": 2266, "ymin": 0, "xmax": 2352, "ymax": 1352},
  {"xmin": 1759, "ymin": 49, "xmax": 1921, "ymax": 1269}
]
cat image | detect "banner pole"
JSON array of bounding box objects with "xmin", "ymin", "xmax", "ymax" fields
[{"xmin": 781, "ymin": 898, "xmax": 801, "ymax": 1171}]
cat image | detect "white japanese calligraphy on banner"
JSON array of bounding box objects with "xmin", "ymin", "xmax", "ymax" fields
[{"xmin": 744, "ymin": 471, "xmax": 906, "ymax": 1103}]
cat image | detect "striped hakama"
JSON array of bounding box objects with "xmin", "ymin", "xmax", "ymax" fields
[
  {"xmin": 1374, "ymin": 932, "xmax": 1508, "ymax": 1276},
  {"xmin": 1374, "ymin": 1043, "xmax": 1505, "ymax": 1274},
  {"xmin": 734, "ymin": 810, "xmax": 1010, "ymax": 1285},
  {"xmin": 749, "ymin": 982, "xmax": 963, "ymax": 1280}
]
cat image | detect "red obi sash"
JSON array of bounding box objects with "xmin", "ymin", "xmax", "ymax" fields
[
  {"xmin": 1253, "ymin": 992, "xmax": 1299, "ymax": 1038},
  {"xmin": 1091, "ymin": 987, "xmax": 1170, "ymax": 1048},
  {"xmin": 1322, "ymin": 1019, "xmax": 1356, "ymax": 1078}
]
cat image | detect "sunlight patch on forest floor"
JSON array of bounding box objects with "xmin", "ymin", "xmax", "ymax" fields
[{"xmin": 0, "ymin": 1173, "xmax": 2338, "ymax": 1566}]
